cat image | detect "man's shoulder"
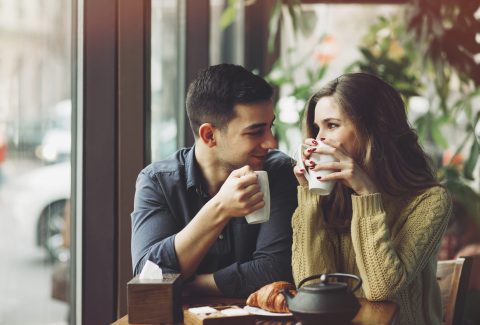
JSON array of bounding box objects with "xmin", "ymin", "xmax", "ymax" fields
[
  {"xmin": 141, "ymin": 147, "xmax": 191, "ymax": 178},
  {"xmin": 264, "ymin": 149, "xmax": 294, "ymax": 171}
]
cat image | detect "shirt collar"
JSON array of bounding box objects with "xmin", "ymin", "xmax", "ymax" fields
[{"xmin": 184, "ymin": 145, "xmax": 206, "ymax": 193}]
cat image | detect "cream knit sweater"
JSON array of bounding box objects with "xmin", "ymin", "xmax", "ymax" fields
[{"xmin": 292, "ymin": 185, "xmax": 451, "ymax": 325}]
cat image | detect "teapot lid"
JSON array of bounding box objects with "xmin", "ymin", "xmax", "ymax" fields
[
  {"xmin": 298, "ymin": 273, "xmax": 362, "ymax": 294},
  {"xmin": 301, "ymin": 282, "xmax": 348, "ymax": 292}
]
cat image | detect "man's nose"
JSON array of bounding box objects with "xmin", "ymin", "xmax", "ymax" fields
[{"xmin": 262, "ymin": 129, "xmax": 277, "ymax": 149}]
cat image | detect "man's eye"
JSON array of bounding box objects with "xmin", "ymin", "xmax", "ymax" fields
[{"xmin": 248, "ymin": 130, "xmax": 264, "ymax": 137}]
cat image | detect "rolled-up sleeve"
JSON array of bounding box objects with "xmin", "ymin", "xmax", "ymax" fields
[
  {"xmin": 213, "ymin": 155, "xmax": 298, "ymax": 296},
  {"xmin": 131, "ymin": 170, "xmax": 180, "ymax": 275}
]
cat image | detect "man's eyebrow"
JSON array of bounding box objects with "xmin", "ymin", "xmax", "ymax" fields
[
  {"xmin": 243, "ymin": 122, "xmax": 267, "ymax": 131},
  {"xmin": 243, "ymin": 117, "xmax": 276, "ymax": 131}
]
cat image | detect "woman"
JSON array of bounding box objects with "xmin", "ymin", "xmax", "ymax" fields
[{"xmin": 291, "ymin": 73, "xmax": 451, "ymax": 324}]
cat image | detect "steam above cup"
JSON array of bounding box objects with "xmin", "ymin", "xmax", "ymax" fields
[{"xmin": 298, "ymin": 142, "xmax": 338, "ymax": 195}]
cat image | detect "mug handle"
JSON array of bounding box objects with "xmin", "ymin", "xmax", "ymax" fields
[{"xmin": 298, "ymin": 273, "xmax": 362, "ymax": 293}]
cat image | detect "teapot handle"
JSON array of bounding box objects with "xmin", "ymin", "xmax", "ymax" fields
[{"xmin": 298, "ymin": 273, "xmax": 362, "ymax": 293}]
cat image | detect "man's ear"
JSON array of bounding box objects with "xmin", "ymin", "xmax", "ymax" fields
[{"xmin": 198, "ymin": 123, "xmax": 216, "ymax": 147}]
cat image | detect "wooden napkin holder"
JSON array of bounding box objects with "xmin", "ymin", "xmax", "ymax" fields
[
  {"xmin": 183, "ymin": 305, "xmax": 255, "ymax": 325},
  {"xmin": 127, "ymin": 273, "xmax": 182, "ymax": 324}
]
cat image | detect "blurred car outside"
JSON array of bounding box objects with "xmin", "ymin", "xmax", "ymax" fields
[
  {"xmin": 35, "ymin": 99, "xmax": 71, "ymax": 164},
  {"xmin": 0, "ymin": 161, "xmax": 71, "ymax": 262}
]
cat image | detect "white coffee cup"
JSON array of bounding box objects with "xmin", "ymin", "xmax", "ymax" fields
[
  {"xmin": 298, "ymin": 142, "xmax": 338, "ymax": 195},
  {"xmin": 245, "ymin": 171, "xmax": 271, "ymax": 224}
]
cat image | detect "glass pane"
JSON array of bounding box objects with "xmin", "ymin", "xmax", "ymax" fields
[
  {"xmin": 210, "ymin": 0, "xmax": 244, "ymax": 65},
  {"xmin": 151, "ymin": 0, "xmax": 182, "ymax": 161},
  {"xmin": 0, "ymin": 0, "xmax": 73, "ymax": 323}
]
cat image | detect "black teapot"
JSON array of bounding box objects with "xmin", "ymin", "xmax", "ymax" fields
[{"xmin": 282, "ymin": 273, "xmax": 362, "ymax": 325}]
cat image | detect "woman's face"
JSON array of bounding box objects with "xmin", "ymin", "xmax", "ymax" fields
[{"xmin": 313, "ymin": 96, "xmax": 359, "ymax": 158}]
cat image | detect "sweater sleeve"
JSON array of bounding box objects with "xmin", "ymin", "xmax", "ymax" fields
[
  {"xmin": 350, "ymin": 186, "xmax": 451, "ymax": 301},
  {"xmin": 291, "ymin": 186, "xmax": 338, "ymax": 287}
]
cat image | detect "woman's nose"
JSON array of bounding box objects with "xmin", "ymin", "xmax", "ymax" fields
[{"xmin": 316, "ymin": 129, "xmax": 326, "ymax": 141}]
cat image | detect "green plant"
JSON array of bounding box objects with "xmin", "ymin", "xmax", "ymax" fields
[
  {"xmin": 266, "ymin": 50, "xmax": 328, "ymax": 150},
  {"xmin": 405, "ymin": 0, "xmax": 480, "ymax": 226},
  {"xmin": 346, "ymin": 16, "xmax": 422, "ymax": 99},
  {"xmin": 349, "ymin": 4, "xmax": 480, "ymax": 226},
  {"xmin": 221, "ymin": 0, "xmax": 325, "ymax": 151},
  {"xmin": 220, "ymin": 0, "xmax": 303, "ymax": 53}
]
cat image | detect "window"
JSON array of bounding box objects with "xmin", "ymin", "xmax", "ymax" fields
[
  {"xmin": 0, "ymin": 0, "xmax": 74, "ymax": 323},
  {"xmin": 210, "ymin": 0, "xmax": 245, "ymax": 65},
  {"xmin": 150, "ymin": 0, "xmax": 184, "ymax": 161}
]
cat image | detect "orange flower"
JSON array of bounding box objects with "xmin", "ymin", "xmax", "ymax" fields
[
  {"xmin": 442, "ymin": 149, "xmax": 464, "ymax": 167},
  {"xmin": 313, "ymin": 35, "xmax": 339, "ymax": 64}
]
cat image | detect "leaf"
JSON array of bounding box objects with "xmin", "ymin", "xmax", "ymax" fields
[
  {"xmin": 286, "ymin": 2, "xmax": 298, "ymax": 34},
  {"xmin": 431, "ymin": 117, "xmax": 448, "ymax": 149},
  {"xmin": 463, "ymin": 137, "xmax": 480, "ymax": 180},
  {"xmin": 316, "ymin": 65, "xmax": 327, "ymax": 80},
  {"xmin": 442, "ymin": 178, "xmax": 480, "ymax": 228},
  {"xmin": 268, "ymin": 0, "xmax": 282, "ymax": 53},
  {"xmin": 359, "ymin": 48, "xmax": 376, "ymax": 62},
  {"xmin": 415, "ymin": 114, "xmax": 428, "ymax": 143},
  {"xmin": 292, "ymin": 84, "xmax": 311, "ymax": 100},
  {"xmin": 220, "ymin": 5, "xmax": 237, "ymax": 30}
]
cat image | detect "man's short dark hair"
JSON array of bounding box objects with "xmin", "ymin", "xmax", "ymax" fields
[{"xmin": 186, "ymin": 64, "xmax": 273, "ymax": 137}]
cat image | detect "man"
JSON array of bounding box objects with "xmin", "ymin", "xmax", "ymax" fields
[{"xmin": 131, "ymin": 64, "xmax": 297, "ymax": 297}]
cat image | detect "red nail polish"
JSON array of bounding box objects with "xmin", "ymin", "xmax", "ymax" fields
[
  {"xmin": 300, "ymin": 169, "xmax": 305, "ymax": 173},
  {"xmin": 316, "ymin": 176, "xmax": 322, "ymax": 180},
  {"xmin": 309, "ymin": 161, "xmax": 315, "ymax": 167},
  {"xmin": 320, "ymin": 138, "xmax": 326, "ymax": 141},
  {"xmin": 307, "ymin": 148, "xmax": 316, "ymax": 153},
  {"xmin": 312, "ymin": 140, "xmax": 318, "ymax": 145}
]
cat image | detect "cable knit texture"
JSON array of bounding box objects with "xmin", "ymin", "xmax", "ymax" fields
[{"xmin": 292, "ymin": 185, "xmax": 451, "ymax": 325}]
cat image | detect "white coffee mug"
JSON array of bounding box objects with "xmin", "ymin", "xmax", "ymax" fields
[
  {"xmin": 245, "ymin": 171, "xmax": 271, "ymax": 224},
  {"xmin": 298, "ymin": 142, "xmax": 338, "ymax": 195}
]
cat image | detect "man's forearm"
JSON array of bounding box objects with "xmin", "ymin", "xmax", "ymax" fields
[
  {"xmin": 183, "ymin": 274, "xmax": 222, "ymax": 296},
  {"xmin": 174, "ymin": 199, "xmax": 229, "ymax": 278}
]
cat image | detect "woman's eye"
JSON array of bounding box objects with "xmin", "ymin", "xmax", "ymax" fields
[{"xmin": 327, "ymin": 123, "xmax": 339, "ymax": 129}]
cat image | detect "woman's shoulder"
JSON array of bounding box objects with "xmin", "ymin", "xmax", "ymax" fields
[
  {"xmin": 419, "ymin": 185, "xmax": 450, "ymax": 197},
  {"xmin": 407, "ymin": 185, "xmax": 452, "ymax": 215},
  {"xmin": 417, "ymin": 185, "xmax": 450, "ymax": 201}
]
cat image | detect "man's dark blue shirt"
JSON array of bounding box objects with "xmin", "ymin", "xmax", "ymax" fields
[{"xmin": 131, "ymin": 147, "xmax": 298, "ymax": 297}]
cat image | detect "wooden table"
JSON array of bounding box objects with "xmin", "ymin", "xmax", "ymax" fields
[{"xmin": 112, "ymin": 297, "xmax": 398, "ymax": 325}]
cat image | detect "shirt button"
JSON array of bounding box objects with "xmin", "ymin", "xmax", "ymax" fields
[{"xmin": 218, "ymin": 234, "xmax": 224, "ymax": 240}]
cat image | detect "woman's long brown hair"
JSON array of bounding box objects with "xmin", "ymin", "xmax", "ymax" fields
[{"xmin": 304, "ymin": 73, "xmax": 439, "ymax": 229}]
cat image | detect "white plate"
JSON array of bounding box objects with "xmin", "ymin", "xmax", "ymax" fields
[{"xmin": 243, "ymin": 305, "xmax": 293, "ymax": 317}]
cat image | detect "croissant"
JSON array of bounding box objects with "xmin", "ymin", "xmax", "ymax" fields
[{"xmin": 246, "ymin": 281, "xmax": 297, "ymax": 313}]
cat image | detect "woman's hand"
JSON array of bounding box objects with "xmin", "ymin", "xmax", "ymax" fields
[
  {"xmin": 299, "ymin": 138, "xmax": 378, "ymax": 196},
  {"xmin": 293, "ymin": 138, "xmax": 318, "ymax": 187}
]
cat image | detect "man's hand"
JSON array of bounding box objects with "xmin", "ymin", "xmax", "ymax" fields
[
  {"xmin": 175, "ymin": 166, "xmax": 265, "ymax": 278},
  {"xmin": 212, "ymin": 165, "xmax": 265, "ymax": 219}
]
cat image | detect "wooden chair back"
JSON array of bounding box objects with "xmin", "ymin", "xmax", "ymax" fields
[{"xmin": 437, "ymin": 256, "xmax": 473, "ymax": 325}]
